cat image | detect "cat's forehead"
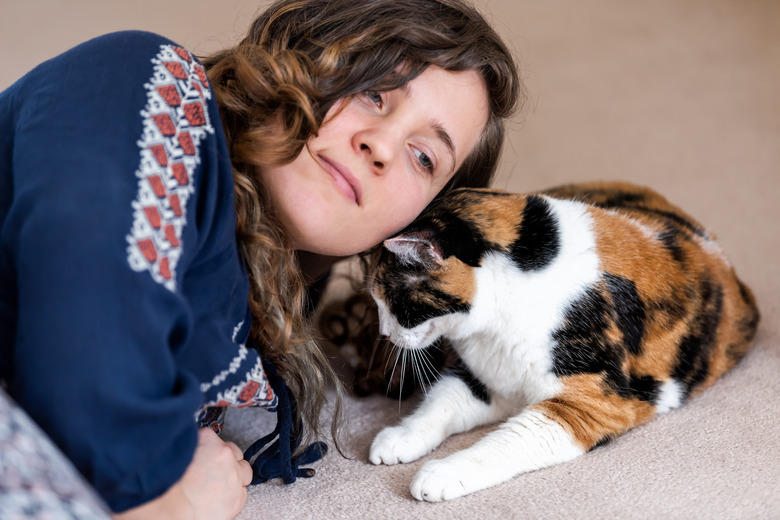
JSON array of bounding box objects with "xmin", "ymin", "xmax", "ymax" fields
[{"xmin": 413, "ymin": 188, "xmax": 524, "ymax": 249}]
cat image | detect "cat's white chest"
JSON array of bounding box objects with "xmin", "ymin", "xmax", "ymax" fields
[{"xmin": 454, "ymin": 332, "xmax": 563, "ymax": 404}]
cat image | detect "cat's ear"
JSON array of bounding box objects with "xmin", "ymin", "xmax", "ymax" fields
[{"xmin": 383, "ymin": 231, "xmax": 442, "ymax": 267}]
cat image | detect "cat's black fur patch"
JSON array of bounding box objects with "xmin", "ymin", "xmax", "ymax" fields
[
  {"xmin": 628, "ymin": 374, "xmax": 661, "ymax": 403},
  {"xmin": 672, "ymin": 278, "xmax": 724, "ymax": 397},
  {"xmin": 645, "ymin": 208, "xmax": 707, "ymax": 238},
  {"xmin": 425, "ymin": 212, "xmax": 490, "ymax": 267},
  {"xmin": 401, "ymin": 190, "xmax": 499, "ymax": 268},
  {"xmin": 551, "ymin": 279, "xmax": 660, "ymax": 402},
  {"xmin": 646, "ymin": 296, "xmax": 687, "ymax": 329},
  {"xmin": 385, "ymin": 272, "xmax": 471, "ymax": 329},
  {"xmin": 510, "ymin": 196, "xmax": 560, "ymax": 271},
  {"xmin": 577, "ymin": 187, "xmax": 708, "ymax": 238},
  {"xmin": 550, "ymin": 284, "xmax": 622, "ymax": 377},
  {"xmin": 448, "ymin": 358, "xmax": 491, "ymax": 404},
  {"xmin": 658, "ymin": 226, "xmax": 686, "ymax": 263},
  {"xmin": 604, "ymin": 273, "xmax": 645, "ymax": 356},
  {"xmin": 590, "ymin": 436, "xmax": 613, "ymax": 451}
]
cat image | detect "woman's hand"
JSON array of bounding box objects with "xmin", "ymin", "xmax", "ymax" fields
[
  {"xmin": 114, "ymin": 428, "xmax": 253, "ymax": 520},
  {"xmin": 181, "ymin": 428, "xmax": 253, "ymax": 518}
]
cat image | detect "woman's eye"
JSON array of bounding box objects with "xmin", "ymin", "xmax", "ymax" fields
[
  {"xmin": 412, "ymin": 146, "xmax": 435, "ymax": 173},
  {"xmin": 366, "ymin": 91, "xmax": 383, "ymax": 107}
]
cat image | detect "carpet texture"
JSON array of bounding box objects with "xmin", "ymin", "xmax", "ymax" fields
[{"xmin": 3, "ymin": 1, "xmax": 778, "ymax": 519}]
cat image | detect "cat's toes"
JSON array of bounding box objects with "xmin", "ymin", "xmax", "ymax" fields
[
  {"xmin": 410, "ymin": 459, "xmax": 472, "ymax": 502},
  {"xmin": 369, "ymin": 425, "xmax": 431, "ymax": 465}
]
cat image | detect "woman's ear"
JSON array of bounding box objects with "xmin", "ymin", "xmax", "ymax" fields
[{"xmin": 383, "ymin": 231, "xmax": 442, "ymax": 267}]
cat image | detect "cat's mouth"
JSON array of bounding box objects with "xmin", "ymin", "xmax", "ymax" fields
[{"xmin": 394, "ymin": 321, "xmax": 437, "ymax": 351}]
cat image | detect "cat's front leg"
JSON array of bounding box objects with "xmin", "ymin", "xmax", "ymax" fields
[
  {"xmin": 369, "ymin": 375, "xmax": 508, "ymax": 465},
  {"xmin": 410, "ymin": 408, "xmax": 585, "ymax": 501}
]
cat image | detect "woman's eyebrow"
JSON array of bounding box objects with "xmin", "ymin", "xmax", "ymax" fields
[
  {"xmin": 400, "ymin": 83, "xmax": 457, "ymax": 171},
  {"xmin": 431, "ymin": 120, "xmax": 456, "ymax": 169}
]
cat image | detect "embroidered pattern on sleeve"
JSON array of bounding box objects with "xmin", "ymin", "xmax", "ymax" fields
[
  {"xmin": 200, "ymin": 349, "xmax": 276, "ymax": 409},
  {"xmin": 197, "ymin": 321, "xmax": 278, "ymax": 433},
  {"xmin": 126, "ymin": 44, "xmax": 214, "ymax": 291},
  {"xmin": 200, "ymin": 320, "xmax": 277, "ymax": 409}
]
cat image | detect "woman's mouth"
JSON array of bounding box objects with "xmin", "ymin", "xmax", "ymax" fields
[{"xmin": 318, "ymin": 155, "xmax": 362, "ymax": 205}]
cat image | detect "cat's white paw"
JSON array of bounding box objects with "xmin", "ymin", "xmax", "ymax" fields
[
  {"xmin": 410, "ymin": 458, "xmax": 476, "ymax": 502},
  {"xmin": 369, "ymin": 425, "xmax": 433, "ymax": 465}
]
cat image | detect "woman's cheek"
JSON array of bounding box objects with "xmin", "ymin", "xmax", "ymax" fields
[{"xmin": 387, "ymin": 193, "xmax": 429, "ymax": 236}]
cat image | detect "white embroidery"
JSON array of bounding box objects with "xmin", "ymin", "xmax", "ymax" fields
[
  {"xmin": 231, "ymin": 320, "xmax": 245, "ymax": 343},
  {"xmin": 205, "ymin": 355, "xmax": 274, "ymax": 408},
  {"xmin": 199, "ymin": 320, "xmax": 275, "ymax": 408},
  {"xmin": 200, "ymin": 344, "xmax": 248, "ymax": 393},
  {"xmin": 126, "ymin": 44, "xmax": 214, "ymax": 291}
]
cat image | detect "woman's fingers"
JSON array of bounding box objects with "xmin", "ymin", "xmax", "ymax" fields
[
  {"xmin": 225, "ymin": 440, "xmax": 244, "ymax": 461},
  {"xmin": 239, "ymin": 459, "xmax": 254, "ymax": 486}
]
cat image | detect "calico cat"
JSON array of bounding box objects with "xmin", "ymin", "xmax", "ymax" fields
[{"xmin": 367, "ymin": 181, "xmax": 759, "ymax": 502}]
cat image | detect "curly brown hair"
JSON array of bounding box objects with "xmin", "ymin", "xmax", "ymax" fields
[{"xmin": 201, "ymin": 0, "xmax": 523, "ymax": 449}]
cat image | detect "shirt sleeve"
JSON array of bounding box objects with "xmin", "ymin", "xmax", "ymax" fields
[{"xmin": 1, "ymin": 31, "xmax": 249, "ymax": 512}]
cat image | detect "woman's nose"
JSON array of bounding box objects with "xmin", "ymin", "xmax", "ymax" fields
[
  {"xmin": 360, "ymin": 142, "xmax": 385, "ymax": 170},
  {"xmin": 356, "ymin": 128, "xmax": 398, "ymax": 174}
]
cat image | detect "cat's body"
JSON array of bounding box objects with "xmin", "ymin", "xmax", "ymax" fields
[{"xmin": 368, "ymin": 182, "xmax": 759, "ymax": 502}]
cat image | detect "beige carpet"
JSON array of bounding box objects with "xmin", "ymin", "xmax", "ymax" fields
[{"xmin": 3, "ymin": 1, "xmax": 779, "ymax": 519}]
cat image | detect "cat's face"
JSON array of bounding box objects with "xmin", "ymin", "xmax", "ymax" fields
[
  {"xmin": 371, "ymin": 229, "xmax": 472, "ymax": 350},
  {"xmin": 370, "ymin": 189, "xmax": 517, "ymax": 349}
]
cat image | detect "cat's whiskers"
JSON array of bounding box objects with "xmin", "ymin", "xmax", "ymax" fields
[
  {"xmin": 410, "ymin": 347, "xmax": 441, "ymax": 396},
  {"xmin": 408, "ymin": 349, "xmax": 424, "ymax": 397},
  {"xmin": 399, "ymin": 348, "xmax": 409, "ymax": 409},
  {"xmin": 384, "ymin": 343, "xmax": 405, "ymax": 405}
]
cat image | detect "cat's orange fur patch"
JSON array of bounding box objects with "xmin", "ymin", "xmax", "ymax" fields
[
  {"xmin": 462, "ymin": 196, "xmax": 526, "ymax": 249},
  {"xmin": 533, "ymin": 374, "xmax": 656, "ymax": 449},
  {"xmin": 433, "ymin": 257, "xmax": 477, "ymax": 306}
]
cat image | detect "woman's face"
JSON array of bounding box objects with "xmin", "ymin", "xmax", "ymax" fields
[{"xmin": 258, "ymin": 65, "xmax": 489, "ymax": 256}]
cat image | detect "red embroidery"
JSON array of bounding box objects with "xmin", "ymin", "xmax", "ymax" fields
[
  {"xmin": 163, "ymin": 61, "xmax": 188, "ymax": 79},
  {"xmin": 137, "ymin": 239, "xmax": 157, "ymax": 262},
  {"xmin": 143, "ymin": 206, "xmax": 161, "ymax": 228},
  {"xmin": 149, "ymin": 144, "xmax": 168, "ymax": 166},
  {"xmin": 151, "ymin": 114, "xmax": 176, "ymax": 136},
  {"xmin": 178, "ymin": 132, "xmax": 195, "ymax": 155},
  {"xmin": 171, "ymin": 163, "xmax": 188, "ymax": 185},
  {"xmin": 173, "ymin": 46, "xmax": 192, "ymax": 63},
  {"xmin": 159, "ymin": 257, "xmax": 171, "ymax": 280},
  {"xmin": 155, "ymin": 85, "xmax": 181, "ymax": 107},
  {"xmin": 238, "ymin": 380, "xmax": 261, "ymax": 402},
  {"xmin": 168, "ymin": 194, "xmax": 182, "ymax": 216},
  {"xmin": 183, "ymin": 103, "xmax": 206, "ymax": 127},
  {"xmin": 147, "ymin": 176, "xmax": 165, "ymax": 198},
  {"xmin": 164, "ymin": 224, "xmax": 180, "ymax": 247},
  {"xmin": 193, "ymin": 64, "xmax": 209, "ymax": 87},
  {"xmin": 127, "ymin": 44, "xmax": 214, "ymax": 291}
]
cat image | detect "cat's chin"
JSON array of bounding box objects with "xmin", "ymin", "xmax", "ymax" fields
[{"xmin": 387, "ymin": 321, "xmax": 438, "ymax": 351}]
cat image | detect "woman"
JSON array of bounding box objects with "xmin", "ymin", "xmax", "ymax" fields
[{"xmin": 0, "ymin": 0, "xmax": 521, "ymax": 517}]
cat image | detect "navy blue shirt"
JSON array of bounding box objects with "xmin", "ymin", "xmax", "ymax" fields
[{"xmin": 0, "ymin": 31, "xmax": 276, "ymax": 512}]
